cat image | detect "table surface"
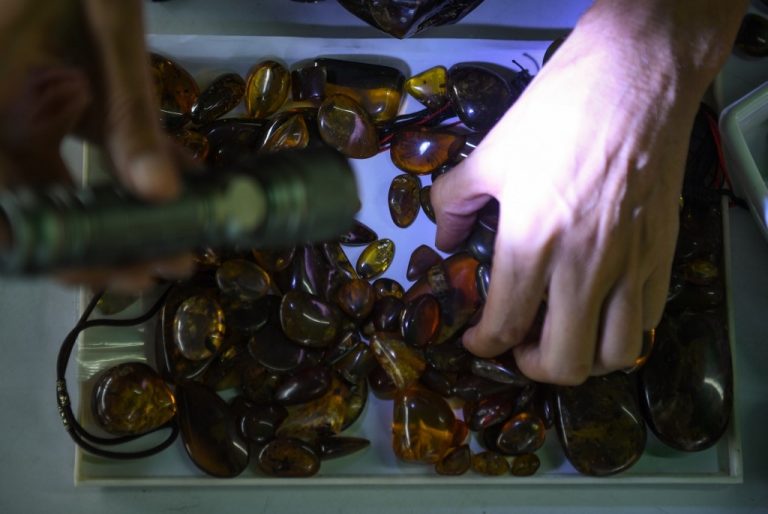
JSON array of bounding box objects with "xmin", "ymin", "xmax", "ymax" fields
[{"xmin": 1, "ymin": 1, "xmax": 767, "ymax": 512}]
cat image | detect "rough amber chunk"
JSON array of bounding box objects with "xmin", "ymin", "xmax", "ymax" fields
[
  {"xmin": 405, "ymin": 65, "xmax": 449, "ymax": 109},
  {"xmin": 448, "ymin": 64, "xmax": 513, "ymax": 131},
  {"xmin": 173, "ymin": 294, "xmax": 226, "ymax": 361},
  {"xmin": 388, "ymin": 174, "xmax": 421, "ymax": 228},
  {"xmin": 280, "ymin": 291, "xmax": 341, "ymax": 347},
  {"xmin": 372, "ymin": 277, "xmax": 405, "ymax": 299},
  {"xmin": 510, "ymin": 453, "xmax": 541, "ymax": 477},
  {"xmin": 371, "ymin": 332, "xmax": 427, "ymax": 389},
  {"xmin": 391, "ymin": 129, "xmax": 466, "ymax": 175},
  {"xmin": 471, "ymin": 451, "xmax": 510, "ymax": 476},
  {"xmin": 420, "ymin": 185, "xmax": 436, "ymax": 223},
  {"xmin": 335, "ymin": 278, "xmax": 376, "ymax": 320},
  {"xmin": 356, "ymin": 239, "xmax": 395, "ymax": 279},
  {"xmin": 260, "ymin": 112, "xmax": 310, "ymax": 154},
  {"xmin": 435, "ymin": 444, "xmax": 471, "ymax": 476},
  {"xmin": 401, "ymin": 294, "xmax": 441, "ymax": 346},
  {"xmin": 215, "ymin": 259, "xmax": 271, "ymax": 301},
  {"xmin": 92, "ymin": 363, "xmax": 176, "ymax": 436},
  {"xmin": 406, "ymin": 244, "xmax": 442, "ymax": 281},
  {"xmin": 150, "ymin": 53, "xmax": 199, "ymax": 116},
  {"xmin": 315, "ymin": 58, "xmax": 405, "ymax": 123},
  {"xmin": 392, "ymin": 386, "xmax": 456, "ymax": 463},
  {"xmin": 318, "ymin": 94, "xmax": 379, "ymax": 158},
  {"xmin": 339, "ymin": 220, "xmax": 378, "ymax": 246},
  {"xmin": 176, "ymin": 381, "xmax": 249, "ymax": 478},
  {"xmin": 245, "ymin": 60, "xmax": 290, "ymax": 118},
  {"xmin": 496, "ymin": 412, "xmax": 546, "ymax": 455},
  {"xmin": 257, "ymin": 438, "xmax": 320, "ymax": 477},
  {"xmin": 191, "ymin": 72, "xmax": 245, "ymax": 124}
]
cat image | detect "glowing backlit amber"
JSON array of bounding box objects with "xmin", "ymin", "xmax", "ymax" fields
[
  {"xmin": 245, "ymin": 60, "xmax": 290, "ymax": 118},
  {"xmin": 392, "ymin": 386, "xmax": 456, "ymax": 463},
  {"xmin": 370, "ymin": 332, "xmax": 426, "ymax": 389},
  {"xmin": 405, "ymin": 65, "xmax": 449, "ymax": 109},
  {"xmin": 390, "ymin": 129, "xmax": 465, "ymax": 175},
  {"xmin": 277, "ymin": 375, "xmax": 351, "ymax": 438},
  {"xmin": 191, "ymin": 72, "xmax": 245, "ymax": 124},
  {"xmin": 173, "ymin": 294, "xmax": 226, "ymax": 361},
  {"xmin": 356, "ymin": 239, "xmax": 395, "ymax": 279},
  {"xmin": 318, "ymin": 94, "xmax": 379, "ymax": 158}
]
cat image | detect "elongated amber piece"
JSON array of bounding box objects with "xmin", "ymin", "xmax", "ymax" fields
[
  {"xmin": 260, "ymin": 112, "xmax": 310, "ymax": 154},
  {"xmin": 405, "ymin": 66, "xmax": 449, "ymax": 109},
  {"xmin": 319, "ymin": 436, "xmax": 371, "ymax": 460},
  {"xmin": 388, "ymin": 174, "xmax": 421, "ymax": 228},
  {"xmin": 191, "ymin": 72, "xmax": 245, "ymax": 124},
  {"xmin": 356, "ymin": 239, "xmax": 395, "ymax": 279},
  {"xmin": 215, "ymin": 259, "xmax": 271, "ymax": 301},
  {"xmin": 257, "ymin": 438, "xmax": 320, "ymax": 477},
  {"xmin": 392, "ymin": 386, "xmax": 456, "ymax": 463},
  {"xmin": 318, "ymin": 94, "xmax": 379, "ymax": 158},
  {"xmin": 471, "ymin": 451, "xmax": 510, "ymax": 476},
  {"xmin": 391, "ymin": 129, "xmax": 466, "ymax": 175},
  {"xmin": 435, "ymin": 444, "xmax": 471, "ymax": 476},
  {"xmin": 280, "ymin": 291, "xmax": 341, "ymax": 347},
  {"xmin": 150, "ymin": 53, "xmax": 199, "ymax": 116},
  {"xmin": 245, "ymin": 60, "xmax": 290, "ymax": 118},
  {"xmin": 401, "ymin": 294, "xmax": 441, "ymax": 346},
  {"xmin": 468, "ymin": 395, "xmax": 514, "ymax": 432},
  {"xmin": 370, "ymin": 332, "xmax": 426, "ymax": 389},
  {"xmin": 92, "ymin": 363, "xmax": 176, "ymax": 436},
  {"xmin": 173, "ymin": 294, "xmax": 226, "ymax": 361}
]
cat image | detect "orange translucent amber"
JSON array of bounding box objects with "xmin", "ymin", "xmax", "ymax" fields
[{"xmin": 392, "ymin": 386, "xmax": 456, "ymax": 463}]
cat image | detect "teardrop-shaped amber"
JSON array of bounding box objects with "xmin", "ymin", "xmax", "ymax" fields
[
  {"xmin": 401, "ymin": 294, "xmax": 441, "ymax": 346},
  {"xmin": 391, "ymin": 128, "xmax": 466, "ymax": 175},
  {"xmin": 372, "ymin": 296, "xmax": 405, "ymax": 333},
  {"xmin": 276, "ymin": 244, "xmax": 329, "ymax": 298},
  {"xmin": 191, "ymin": 72, "xmax": 245, "ymax": 124},
  {"xmin": 405, "ymin": 66, "xmax": 449, "ymax": 109},
  {"xmin": 319, "ymin": 436, "xmax": 371, "ymax": 460},
  {"xmin": 356, "ymin": 239, "xmax": 395, "ymax": 279},
  {"xmin": 335, "ymin": 278, "xmax": 376, "ymax": 320},
  {"xmin": 245, "ymin": 60, "xmax": 290, "ymax": 118},
  {"xmin": 279, "ymin": 291, "xmax": 341, "ymax": 348},
  {"xmin": 176, "ymin": 381, "xmax": 249, "ymax": 478},
  {"xmin": 173, "ymin": 294, "xmax": 226, "ymax": 361},
  {"xmin": 435, "ymin": 444, "xmax": 471, "ymax": 476},
  {"xmin": 406, "ymin": 245, "xmax": 442, "ymax": 281},
  {"xmin": 318, "ymin": 94, "xmax": 379, "ymax": 158},
  {"xmin": 92, "ymin": 363, "xmax": 176, "ymax": 436},
  {"xmin": 392, "ymin": 386, "xmax": 456, "ymax": 463},
  {"xmin": 150, "ymin": 53, "xmax": 199, "ymax": 116},
  {"xmin": 215, "ymin": 259, "xmax": 271, "ymax": 301},
  {"xmin": 339, "ymin": 220, "xmax": 378, "ymax": 246},
  {"xmin": 420, "ymin": 185, "xmax": 436, "ymax": 223},
  {"xmin": 257, "ymin": 438, "xmax": 320, "ymax": 477},
  {"xmin": 260, "ymin": 112, "xmax": 310, "ymax": 153},
  {"xmin": 371, "ymin": 332, "xmax": 427, "ymax": 389},
  {"xmin": 471, "ymin": 451, "xmax": 510, "ymax": 476},
  {"xmin": 496, "ymin": 412, "xmax": 546, "ymax": 455},
  {"xmin": 388, "ymin": 174, "xmax": 421, "ymax": 228},
  {"xmin": 448, "ymin": 64, "xmax": 513, "ymax": 131},
  {"xmin": 322, "ymin": 242, "xmax": 358, "ymax": 280}
]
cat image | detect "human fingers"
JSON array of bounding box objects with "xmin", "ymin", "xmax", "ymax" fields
[{"xmin": 82, "ymin": 0, "xmax": 179, "ymax": 202}]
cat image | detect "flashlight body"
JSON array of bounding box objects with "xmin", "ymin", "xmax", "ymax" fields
[{"xmin": 0, "ymin": 149, "xmax": 359, "ymax": 274}]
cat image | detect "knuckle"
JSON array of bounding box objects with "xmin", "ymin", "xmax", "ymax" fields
[{"xmin": 539, "ymin": 357, "xmax": 591, "ymax": 386}]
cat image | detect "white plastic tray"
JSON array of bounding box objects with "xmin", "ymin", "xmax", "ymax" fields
[{"xmin": 73, "ymin": 35, "xmax": 741, "ymax": 486}]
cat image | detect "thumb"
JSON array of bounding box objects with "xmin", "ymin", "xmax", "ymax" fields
[
  {"xmin": 84, "ymin": 0, "xmax": 180, "ymax": 202},
  {"xmin": 430, "ymin": 153, "xmax": 497, "ymax": 252}
]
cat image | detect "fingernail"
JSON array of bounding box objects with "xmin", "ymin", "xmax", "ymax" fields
[{"xmin": 127, "ymin": 154, "xmax": 180, "ymax": 202}]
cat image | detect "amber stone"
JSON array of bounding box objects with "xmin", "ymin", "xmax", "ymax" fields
[
  {"xmin": 317, "ymin": 94, "xmax": 379, "ymax": 158},
  {"xmin": 392, "ymin": 386, "xmax": 457, "ymax": 463},
  {"xmin": 191, "ymin": 72, "xmax": 245, "ymax": 124},
  {"xmin": 372, "ymin": 278, "xmax": 404, "ymax": 299},
  {"xmin": 323, "ymin": 329, "xmax": 361, "ymax": 365},
  {"xmin": 173, "ymin": 294, "xmax": 226, "ymax": 361},
  {"xmin": 245, "ymin": 60, "xmax": 290, "ymax": 118},
  {"xmin": 496, "ymin": 412, "xmax": 546, "ymax": 456},
  {"xmin": 736, "ymin": 14, "xmax": 768, "ymax": 57},
  {"xmin": 150, "ymin": 53, "xmax": 199, "ymax": 116},
  {"xmin": 291, "ymin": 65, "xmax": 326, "ymax": 102},
  {"xmin": 406, "ymin": 245, "xmax": 442, "ymax": 281},
  {"xmin": 95, "ymin": 291, "xmax": 139, "ymax": 315},
  {"xmin": 467, "ymin": 395, "xmax": 514, "ymax": 431},
  {"xmin": 530, "ymin": 385, "xmax": 556, "ymax": 430},
  {"xmin": 622, "ymin": 330, "xmax": 656, "ymax": 374},
  {"xmin": 335, "ymin": 278, "xmax": 376, "ymax": 320},
  {"xmin": 390, "ymin": 129, "xmax": 466, "ymax": 176},
  {"xmin": 92, "ymin": 363, "xmax": 176, "ymax": 436},
  {"xmin": 476, "ymin": 263, "xmax": 490, "ymax": 301},
  {"xmin": 640, "ymin": 312, "xmax": 732, "ymax": 452},
  {"xmin": 201, "ymin": 117, "xmax": 266, "ymax": 169},
  {"xmin": 257, "ymin": 438, "xmax": 321, "ymax": 477},
  {"xmin": 215, "ymin": 259, "xmax": 271, "ymax": 301},
  {"xmin": 556, "ymin": 372, "xmax": 646, "ymax": 476},
  {"xmin": 405, "ymin": 65, "xmax": 449, "ymax": 109},
  {"xmin": 420, "ymin": 186, "xmax": 436, "ymax": 223},
  {"xmin": 274, "ymin": 365, "xmax": 332, "ymax": 405},
  {"xmin": 248, "ymin": 316, "xmax": 305, "ymax": 373},
  {"xmin": 435, "ymin": 444, "xmax": 471, "ymax": 476},
  {"xmin": 470, "ymin": 356, "xmax": 531, "ymax": 387},
  {"xmin": 385, "ymin": 174, "xmax": 419, "ymax": 228},
  {"xmin": 315, "ymin": 58, "xmax": 405, "ymax": 123},
  {"xmin": 334, "ymin": 341, "xmax": 376, "ymax": 384},
  {"xmin": 277, "ymin": 244, "xmax": 329, "ymax": 297},
  {"xmin": 176, "ymin": 381, "xmax": 249, "ymax": 478},
  {"xmin": 419, "ymin": 367, "xmax": 455, "ymax": 398},
  {"xmin": 319, "ymin": 436, "xmax": 371, "ymax": 460},
  {"xmin": 471, "ymin": 451, "xmax": 510, "ymax": 476},
  {"xmin": 277, "ymin": 375, "xmax": 350, "ymax": 438},
  {"xmin": 371, "ymin": 332, "xmax": 427, "ymax": 389},
  {"xmin": 232, "ymin": 397, "xmax": 287, "ymax": 446},
  {"xmin": 400, "ymin": 294, "xmax": 441, "ymax": 346},
  {"xmin": 169, "ymin": 129, "xmax": 209, "ymax": 163},
  {"xmin": 240, "ymin": 364, "xmax": 281, "ymax": 404},
  {"xmin": 448, "ymin": 64, "xmax": 513, "ymax": 131},
  {"xmin": 451, "ymin": 374, "xmax": 516, "ymax": 403},
  {"xmin": 322, "ymin": 242, "xmax": 358, "ymax": 280},
  {"xmin": 369, "ymin": 362, "xmax": 398, "ymax": 400},
  {"xmin": 339, "ymin": 220, "xmax": 378, "ymax": 246},
  {"xmin": 201, "ymin": 343, "xmax": 243, "ymax": 391},
  {"xmin": 252, "ymin": 247, "xmax": 295, "ymax": 273},
  {"xmin": 424, "ymin": 339, "xmax": 472, "ymax": 373},
  {"xmin": 681, "ymin": 258, "xmax": 719, "ymax": 286},
  {"xmin": 510, "ymin": 453, "xmax": 541, "ymax": 477},
  {"xmin": 258, "ymin": 112, "xmax": 310, "ymax": 153},
  {"xmin": 355, "ymin": 239, "xmax": 395, "ymax": 279},
  {"xmin": 279, "ymin": 291, "xmax": 341, "ymax": 348}
]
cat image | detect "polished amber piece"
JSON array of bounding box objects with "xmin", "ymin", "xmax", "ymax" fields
[
  {"xmin": 333, "ymin": 340, "xmax": 376, "ymax": 384},
  {"xmin": 406, "ymin": 245, "xmax": 442, "ymax": 281},
  {"xmin": 496, "ymin": 412, "xmax": 546, "ymax": 455},
  {"xmin": 260, "ymin": 112, "xmax": 310, "ymax": 153},
  {"xmin": 342, "ymin": 379, "xmax": 368, "ymax": 430},
  {"xmin": 388, "ymin": 174, "xmax": 421, "ymax": 228},
  {"xmin": 95, "ymin": 291, "xmax": 139, "ymax": 315},
  {"xmin": 173, "ymin": 294, "xmax": 226, "ymax": 361},
  {"xmin": 339, "ymin": 220, "xmax": 378, "ymax": 246},
  {"xmin": 174, "ymin": 129, "xmax": 210, "ymax": 162},
  {"xmin": 176, "ymin": 381, "xmax": 249, "ymax": 478},
  {"xmin": 231, "ymin": 397, "xmax": 287, "ymax": 446},
  {"xmin": 392, "ymin": 386, "xmax": 456, "ymax": 463},
  {"xmin": 372, "ymin": 295, "xmax": 405, "ymax": 333},
  {"xmin": 640, "ymin": 313, "xmax": 732, "ymax": 452},
  {"xmin": 92, "ymin": 363, "xmax": 176, "ymax": 436},
  {"xmin": 240, "ymin": 363, "xmax": 281, "ymax": 404},
  {"xmin": 245, "ymin": 60, "xmax": 291, "ymax": 118},
  {"xmin": 335, "ymin": 278, "xmax": 376, "ymax": 320},
  {"xmin": 291, "ymin": 65, "xmax": 326, "ymax": 102},
  {"xmin": 248, "ymin": 315, "xmax": 305, "ymax": 373},
  {"xmin": 476, "ymin": 263, "xmax": 490, "ymax": 301},
  {"xmin": 373, "ymin": 277, "xmax": 405, "ymax": 299},
  {"xmin": 191, "ymin": 72, "xmax": 245, "ymax": 124},
  {"xmin": 252, "ymin": 247, "xmax": 295, "ymax": 273},
  {"xmin": 471, "ymin": 451, "xmax": 510, "ymax": 476},
  {"xmin": 401, "ymin": 294, "xmax": 441, "ymax": 346},
  {"xmin": 435, "ymin": 444, "xmax": 471, "ymax": 476},
  {"xmin": 391, "ymin": 129, "xmax": 466, "ymax": 175},
  {"xmin": 356, "ymin": 239, "xmax": 395, "ymax": 279},
  {"xmin": 452, "ymin": 374, "xmax": 516, "ymax": 403},
  {"xmin": 420, "ymin": 186, "xmax": 436, "ymax": 223},
  {"xmin": 318, "ymin": 94, "xmax": 379, "ymax": 158},
  {"xmin": 277, "ymin": 375, "xmax": 350, "ymax": 438},
  {"xmin": 319, "ymin": 436, "xmax": 371, "ymax": 460},
  {"xmin": 277, "ymin": 244, "xmax": 329, "ymax": 297},
  {"xmin": 405, "ymin": 66, "xmax": 449, "ymax": 109},
  {"xmin": 322, "ymin": 242, "xmax": 358, "ymax": 280},
  {"xmin": 448, "ymin": 64, "xmax": 513, "ymax": 131},
  {"xmin": 420, "ymin": 367, "xmax": 456, "ymax": 397},
  {"xmin": 315, "ymin": 58, "xmax": 405, "ymax": 123},
  {"xmin": 280, "ymin": 291, "xmax": 341, "ymax": 348},
  {"xmin": 424, "ymin": 339, "xmax": 472, "ymax": 373},
  {"xmin": 468, "ymin": 395, "xmax": 514, "ymax": 432},
  {"xmin": 369, "ymin": 362, "xmax": 398, "ymax": 400},
  {"xmin": 274, "ymin": 365, "xmax": 332, "ymax": 405},
  {"xmin": 511, "ymin": 453, "xmax": 541, "ymax": 477},
  {"xmin": 556, "ymin": 372, "xmax": 646, "ymax": 476},
  {"xmin": 371, "ymin": 332, "xmax": 427, "ymax": 389},
  {"xmin": 257, "ymin": 438, "xmax": 320, "ymax": 477},
  {"xmin": 470, "ymin": 355, "xmax": 531, "ymax": 387},
  {"xmin": 150, "ymin": 53, "xmax": 199, "ymax": 116},
  {"xmin": 215, "ymin": 259, "xmax": 271, "ymax": 301},
  {"xmin": 201, "ymin": 117, "xmax": 266, "ymax": 169}
]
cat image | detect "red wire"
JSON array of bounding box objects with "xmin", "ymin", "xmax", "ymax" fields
[{"xmin": 705, "ymin": 111, "xmax": 733, "ymax": 190}]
